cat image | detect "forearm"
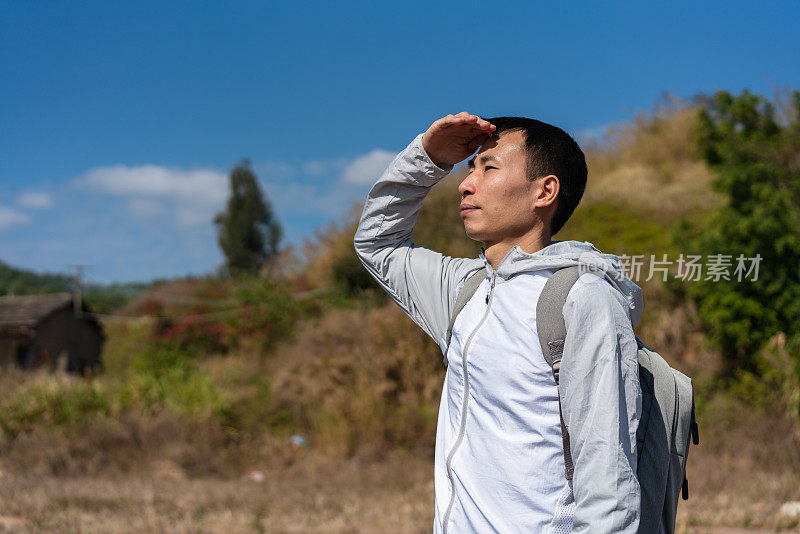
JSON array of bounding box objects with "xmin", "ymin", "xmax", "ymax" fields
[
  {"xmin": 354, "ymin": 133, "xmax": 451, "ymax": 259},
  {"xmin": 353, "ymin": 134, "xmax": 481, "ymax": 344}
]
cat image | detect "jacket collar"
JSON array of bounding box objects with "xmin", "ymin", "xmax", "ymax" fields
[{"xmin": 479, "ymin": 240, "xmax": 644, "ymax": 327}]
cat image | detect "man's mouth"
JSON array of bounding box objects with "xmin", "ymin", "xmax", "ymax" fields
[{"xmin": 460, "ymin": 203, "xmax": 478, "ymax": 215}]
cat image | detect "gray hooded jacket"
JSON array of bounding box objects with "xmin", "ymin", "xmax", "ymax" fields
[{"xmin": 354, "ymin": 134, "xmax": 643, "ymax": 533}]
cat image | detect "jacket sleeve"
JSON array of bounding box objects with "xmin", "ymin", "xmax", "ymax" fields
[
  {"xmin": 560, "ymin": 274, "xmax": 642, "ymax": 533},
  {"xmin": 353, "ymin": 133, "xmax": 484, "ymax": 347}
]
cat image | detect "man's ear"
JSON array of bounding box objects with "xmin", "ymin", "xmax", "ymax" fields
[{"xmin": 534, "ymin": 175, "xmax": 559, "ymax": 209}]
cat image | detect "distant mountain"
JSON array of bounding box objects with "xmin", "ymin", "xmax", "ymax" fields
[
  {"xmin": 0, "ymin": 260, "xmax": 73, "ymax": 296},
  {"xmin": 0, "ymin": 260, "xmax": 153, "ymax": 313}
]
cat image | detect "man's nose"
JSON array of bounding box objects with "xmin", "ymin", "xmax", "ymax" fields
[{"xmin": 459, "ymin": 176, "xmax": 476, "ymax": 196}]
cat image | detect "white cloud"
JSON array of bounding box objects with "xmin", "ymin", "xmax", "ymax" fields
[
  {"xmin": 0, "ymin": 207, "xmax": 30, "ymax": 231},
  {"xmin": 341, "ymin": 149, "xmax": 396, "ymax": 185},
  {"xmin": 126, "ymin": 198, "xmax": 166, "ymax": 218},
  {"xmin": 17, "ymin": 192, "xmax": 54, "ymax": 209},
  {"xmin": 302, "ymin": 157, "xmax": 349, "ymax": 177},
  {"xmin": 76, "ymin": 165, "xmax": 228, "ymax": 227},
  {"xmin": 263, "ymin": 180, "xmax": 349, "ymax": 217}
]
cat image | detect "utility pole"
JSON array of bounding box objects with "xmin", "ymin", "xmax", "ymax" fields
[
  {"xmin": 73, "ymin": 265, "xmax": 84, "ymax": 318},
  {"xmin": 68, "ymin": 265, "xmax": 88, "ymax": 374}
]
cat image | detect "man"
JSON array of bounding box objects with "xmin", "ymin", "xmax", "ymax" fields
[{"xmin": 354, "ymin": 112, "xmax": 643, "ymax": 532}]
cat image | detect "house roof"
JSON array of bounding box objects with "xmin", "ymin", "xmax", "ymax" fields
[{"xmin": 0, "ymin": 293, "xmax": 74, "ymax": 328}]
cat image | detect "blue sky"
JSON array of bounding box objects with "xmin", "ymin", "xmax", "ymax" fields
[{"xmin": 1, "ymin": 1, "xmax": 799, "ymax": 283}]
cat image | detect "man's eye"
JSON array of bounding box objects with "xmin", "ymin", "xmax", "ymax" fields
[{"xmin": 485, "ymin": 166, "xmax": 497, "ymax": 171}]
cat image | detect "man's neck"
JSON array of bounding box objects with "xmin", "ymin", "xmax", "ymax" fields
[{"xmin": 484, "ymin": 229, "xmax": 552, "ymax": 270}]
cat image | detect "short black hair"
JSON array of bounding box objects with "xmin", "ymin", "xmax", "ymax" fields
[{"xmin": 486, "ymin": 117, "xmax": 587, "ymax": 235}]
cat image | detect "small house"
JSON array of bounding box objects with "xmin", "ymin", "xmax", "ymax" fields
[{"xmin": 0, "ymin": 293, "xmax": 104, "ymax": 374}]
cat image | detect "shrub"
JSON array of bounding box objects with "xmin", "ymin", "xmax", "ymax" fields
[
  {"xmin": 151, "ymin": 314, "xmax": 231, "ymax": 356},
  {"xmin": 227, "ymin": 277, "xmax": 301, "ymax": 352},
  {"xmin": 0, "ymin": 377, "xmax": 111, "ymax": 439},
  {"xmin": 121, "ymin": 345, "xmax": 230, "ymax": 420},
  {"xmin": 676, "ymin": 90, "xmax": 800, "ymax": 374}
]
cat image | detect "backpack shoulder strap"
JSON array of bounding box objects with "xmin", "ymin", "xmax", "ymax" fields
[
  {"xmin": 536, "ymin": 266, "xmax": 583, "ymax": 375},
  {"xmin": 444, "ymin": 267, "xmax": 486, "ymax": 365},
  {"xmin": 536, "ymin": 265, "xmax": 583, "ymax": 480}
]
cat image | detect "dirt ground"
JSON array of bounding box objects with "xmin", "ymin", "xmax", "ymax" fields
[{"xmin": 1, "ymin": 452, "xmax": 797, "ymax": 534}]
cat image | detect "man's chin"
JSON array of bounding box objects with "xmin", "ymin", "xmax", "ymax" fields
[{"xmin": 463, "ymin": 225, "xmax": 488, "ymax": 243}]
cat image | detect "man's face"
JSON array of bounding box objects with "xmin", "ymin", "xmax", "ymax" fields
[{"xmin": 458, "ymin": 130, "xmax": 542, "ymax": 246}]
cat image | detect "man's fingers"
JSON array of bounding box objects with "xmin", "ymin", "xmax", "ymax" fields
[
  {"xmin": 456, "ymin": 113, "xmax": 494, "ymax": 129},
  {"xmin": 438, "ymin": 112, "xmax": 479, "ymax": 126},
  {"xmin": 438, "ymin": 114, "xmax": 456, "ymax": 126},
  {"xmin": 423, "ymin": 113, "xmax": 495, "ymax": 165},
  {"xmin": 437, "ymin": 115, "xmax": 493, "ymax": 131},
  {"xmin": 467, "ymin": 121, "xmax": 494, "ymax": 132},
  {"xmin": 427, "ymin": 113, "xmax": 495, "ymax": 146},
  {"xmin": 454, "ymin": 113, "xmax": 483, "ymax": 126},
  {"xmin": 477, "ymin": 117, "xmax": 495, "ymax": 130},
  {"xmin": 433, "ymin": 113, "xmax": 465, "ymax": 130},
  {"xmin": 467, "ymin": 133, "xmax": 491, "ymax": 153},
  {"xmin": 450, "ymin": 115, "xmax": 495, "ymax": 131}
]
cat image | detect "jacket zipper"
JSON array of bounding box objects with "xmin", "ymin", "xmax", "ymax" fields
[{"xmin": 442, "ymin": 272, "xmax": 497, "ymax": 534}]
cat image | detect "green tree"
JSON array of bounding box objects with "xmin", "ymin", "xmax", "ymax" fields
[
  {"xmin": 677, "ymin": 89, "xmax": 800, "ymax": 373},
  {"xmin": 214, "ymin": 159, "xmax": 282, "ymax": 276}
]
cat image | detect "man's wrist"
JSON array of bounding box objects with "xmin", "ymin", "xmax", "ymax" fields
[{"xmin": 417, "ymin": 133, "xmax": 453, "ymax": 174}]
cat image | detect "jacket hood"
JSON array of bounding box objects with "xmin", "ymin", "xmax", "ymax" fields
[{"xmin": 481, "ymin": 240, "xmax": 644, "ymax": 328}]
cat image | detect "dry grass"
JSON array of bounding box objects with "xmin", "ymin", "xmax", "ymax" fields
[
  {"xmin": 0, "ymin": 454, "xmax": 434, "ymax": 533},
  {"xmin": 1, "ymin": 445, "xmax": 796, "ymax": 533},
  {"xmin": 301, "ymin": 214, "xmax": 361, "ymax": 291},
  {"xmin": 270, "ymin": 305, "xmax": 444, "ymax": 458},
  {"xmin": 678, "ymin": 400, "xmax": 800, "ymax": 531},
  {"xmin": 584, "ymin": 105, "xmax": 722, "ymax": 223}
]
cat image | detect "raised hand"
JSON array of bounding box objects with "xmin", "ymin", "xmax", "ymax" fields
[{"xmin": 421, "ymin": 112, "xmax": 496, "ymax": 167}]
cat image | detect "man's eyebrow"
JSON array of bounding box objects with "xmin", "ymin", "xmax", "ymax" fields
[{"xmin": 468, "ymin": 154, "xmax": 499, "ymax": 169}]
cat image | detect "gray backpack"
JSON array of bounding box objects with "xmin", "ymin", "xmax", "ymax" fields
[{"xmin": 445, "ymin": 266, "xmax": 699, "ymax": 534}]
